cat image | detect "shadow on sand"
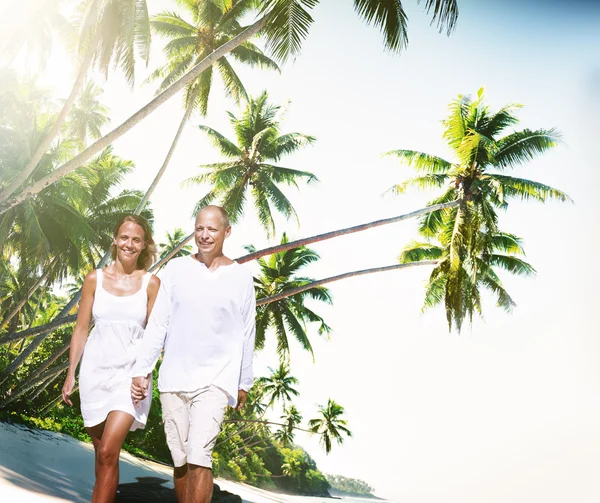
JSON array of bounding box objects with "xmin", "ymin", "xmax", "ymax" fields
[{"xmin": 117, "ymin": 477, "xmax": 241, "ymax": 503}]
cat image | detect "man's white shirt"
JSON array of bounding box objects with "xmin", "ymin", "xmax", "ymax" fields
[{"xmin": 132, "ymin": 256, "xmax": 256, "ymax": 406}]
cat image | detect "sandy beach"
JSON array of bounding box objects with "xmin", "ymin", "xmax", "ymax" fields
[{"xmin": 0, "ymin": 421, "xmax": 310, "ymax": 503}]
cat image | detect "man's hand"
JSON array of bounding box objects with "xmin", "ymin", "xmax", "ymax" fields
[
  {"xmin": 236, "ymin": 389, "xmax": 248, "ymax": 410},
  {"xmin": 131, "ymin": 375, "xmax": 150, "ymax": 405},
  {"xmin": 61, "ymin": 375, "xmax": 76, "ymax": 406}
]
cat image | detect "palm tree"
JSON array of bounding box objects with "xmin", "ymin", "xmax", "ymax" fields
[
  {"xmin": 400, "ymin": 231, "xmax": 536, "ymax": 330},
  {"xmin": 386, "ymin": 88, "xmax": 570, "ymax": 330},
  {"xmin": 188, "ymin": 92, "xmax": 317, "ymax": 236},
  {"xmin": 0, "ymin": 0, "xmax": 151, "ymax": 203},
  {"xmin": 158, "ymin": 228, "xmax": 193, "ymax": 265},
  {"xmin": 275, "ymin": 405, "xmax": 302, "ymax": 447},
  {"xmin": 133, "ymin": 0, "xmax": 280, "ymax": 213},
  {"xmin": 257, "ymin": 362, "xmax": 300, "ymax": 408},
  {"xmin": 0, "ymin": 0, "xmax": 69, "ymax": 71},
  {"xmin": 64, "ymin": 80, "xmax": 110, "ymax": 146},
  {"xmin": 0, "ymin": 146, "xmax": 152, "ymax": 387},
  {"xmin": 308, "ymin": 399, "xmax": 352, "ymax": 454},
  {"xmin": 0, "ymin": 0, "xmax": 459, "ymax": 213},
  {"xmin": 248, "ymin": 233, "xmax": 331, "ymax": 357},
  {"xmin": 281, "ymin": 457, "xmax": 302, "ymax": 479}
]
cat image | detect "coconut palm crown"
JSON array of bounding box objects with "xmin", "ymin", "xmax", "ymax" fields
[
  {"xmin": 187, "ymin": 91, "xmax": 318, "ymax": 236},
  {"xmin": 387, "ymin": 88, "xmax": 571, "ymax": 330}
]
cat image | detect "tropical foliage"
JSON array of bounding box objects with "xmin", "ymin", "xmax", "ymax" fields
[
  {"xmin": 187, "ymin": 92, "xmax": 317, "ymax": 236},
  {"xmin": 0, "ymin": 1, "xmax": 571, "ymax": 498},
  {"xmin": 308, "ymin": 399, "xmax": 352, "ymax": 454},
  {"xmin": 388, "ymin": 89, "xmax": 570, "ymax": 330}
]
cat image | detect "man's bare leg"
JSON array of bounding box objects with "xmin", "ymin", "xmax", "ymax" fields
[
  {"xmin": 184, "ymin": 464, "xmax": 213, "ymax": 503},
  {"xmin": 173, "ymin": 464, "xmax": 188, "ymax": 502}
]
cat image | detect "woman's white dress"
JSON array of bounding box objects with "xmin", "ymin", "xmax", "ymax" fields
[{"xmin": 79, "ymin": 269, "xmax": 152, "ymax": 431}]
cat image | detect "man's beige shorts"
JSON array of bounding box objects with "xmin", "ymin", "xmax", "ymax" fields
[{"xmin": 160, "ymin": 385, "xmax": 229, "ymax": 468}]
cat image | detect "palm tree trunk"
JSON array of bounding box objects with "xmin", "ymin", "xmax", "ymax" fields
[
  {"xmin": 0, "ymin": 294, "xmax": 79, "ymax": 386},
  {"xmin": 151, "ymin": 200, "xmax": 459, "ymax": 270},
  {"xmin": 0, "ymin": 33, "xmax": 99, "ymax": 203},
  {"xmin": 256, "ymin": 261, "xmax": 438, "ymax": 306},
  {"xmin": 0, "ymin": 314, "xmax": 77, "ymax": 346},
  {"xmin": 133, "ymin": 87, "xmax": 201, "ymax": 214},
  {"xmin": 30, "ymin": 369, "xmax": 63, "ymax": 401},
  {"xmin": 11, "ymin": 339, "xmax": 71, "ymax": 397},
  {"xmin": 0, "ymin": 258, "xmax": 57, "ymax": 330},
  {"xmin": 0, "ymin": 361, "xmax": 69, "ymax": 409},
  {"xmin": 0, "ymin": 201, "xmax": 457, "ymax": 347},
  {"xmin": 0, "ymin": 14, "xmax": 271, "ymax": 215},
  {"xmin": 40, "ymin": 385, "xmax": 78, "ymax": 416}
]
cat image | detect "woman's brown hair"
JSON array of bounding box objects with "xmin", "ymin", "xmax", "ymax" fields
[{"xmin": 110, "ymin": 215, "xmax": 157, "ymax": 270}]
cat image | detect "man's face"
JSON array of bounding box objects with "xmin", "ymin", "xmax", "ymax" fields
[{"xmin": 194, "ymin": 208, "xmax": 231, "ymax": 255}]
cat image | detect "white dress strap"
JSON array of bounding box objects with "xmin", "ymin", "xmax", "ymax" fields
[
  {"xmin": 141, "ymin": 272, "xmax": 152, "ymax": 291},
  {"xmin": 95, "ymin": 269, "xmax": 103, "ymax": 294}
]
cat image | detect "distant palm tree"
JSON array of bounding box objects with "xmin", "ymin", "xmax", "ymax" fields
[
  {"xmin": 308, "ymin": 399, "xmax": 352, "ymax": 454},
  {"xmin": 158, "ymin": 228, "xmax": 193, "ymax": 268},
  {"xmin": 386, "ymin": 88, "xmax": 570, "ymax": 330},
  {"xmin": 186, "ymin": 92, "xmax": 317, "ymax": 237},
  {"xmin": 64, "ymin": 81, "xmax": 110, "ymax": 145},
  {"xmin": 281, "ymin": 457, "xmax": 302, "ymax": 479},
  {"xmin": 257, "ymin": 362, "xmax": 300, "ymax": 408},
  {"xmin": 247, "ymin": 233, "xmax": 331, "ymax": 358},
  {"xmin": 275, "ymin": 405, "xmax": 302, "ymax": 447},
  {"xmin": 0, "ymin": 0, "xmax": 69, "ymax": 70}
]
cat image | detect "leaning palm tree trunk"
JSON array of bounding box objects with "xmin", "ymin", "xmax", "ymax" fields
[
  {"xmin": 0, "ymin": 258, "xmax": 57, "ymax": 330},
  {"xmin": 133, "ymin": 87, "xmax": 201, "ymax": 213},
  {"xmin": 0, "ymin": 36, "xmax": 99, "ymax": 202},
  {"xmin": 12, "ymin": 339, "xmax": 71, "ymax": 394},
  {"xmin": 155, "ymin": 200, "xmax": 460, "ymax": 269},
  {"xmin": 0, "ymin": 201, "xmax": 458, "ymax": 347},
  {"xmin": 256, "ymin": 261, "xmax": 438, "ymax": 306},
  {"xmin": 40, "ymin": 385, "xmax": 78, "ymax": 416},
  {"xmin": 30, "ymin": 369, "xmax": 64, "ymax": 401},
  {"xmin": 0, "ymin": 361, "xmax": 69, "ymax": 409},
  {"xmin": 0, "ymin": 294, "xmax": 79, "ymax": 386},
  {"xmin": 0, "ymin": 15, "xmax": 270, "ymax": 215}
]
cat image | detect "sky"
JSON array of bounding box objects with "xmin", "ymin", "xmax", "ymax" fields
[{"xmin": 2, "ymin": 0, "xmax": 600, "ymax": 501}]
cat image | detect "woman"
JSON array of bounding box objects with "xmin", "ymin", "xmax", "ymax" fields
[{"xmin": 62, "ymin": 215, "xmax": 160, "ymax": 503}]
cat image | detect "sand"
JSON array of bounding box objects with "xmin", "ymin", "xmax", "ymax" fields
[{"xmin": 0, "ymin": 421, "xmax": 296, "ymax": 503}]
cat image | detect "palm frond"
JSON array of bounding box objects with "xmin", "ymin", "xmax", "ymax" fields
[{"xmin": 384, "ymin": 149, "xmax": 452, "ymax": 173}]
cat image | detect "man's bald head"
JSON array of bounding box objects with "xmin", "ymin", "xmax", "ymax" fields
[{"xmin": 196, "ymin": 205, "xmax": 230, "ymax": 228}]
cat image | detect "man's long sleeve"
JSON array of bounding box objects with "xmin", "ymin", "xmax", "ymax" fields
[
  {"xmin": 132, "ymin": 266, "xmax": 171, "ymax": 377},
  {"xmin": 238, "ymin": 276, "xmax": 256, "ymax": 392}
]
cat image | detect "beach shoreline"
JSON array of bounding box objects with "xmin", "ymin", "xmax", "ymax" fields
[{"xmin": 0, "ymin": 421, "xmax": 388, "ymax": 503}]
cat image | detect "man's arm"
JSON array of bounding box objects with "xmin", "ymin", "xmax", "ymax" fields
[
  {"xmin": 132, "ymin": 266, "xmax": 172, "ymax": 378},
  {"xmin": 237, "ymin": 274, "xmax": 256, "ymax": 408}
]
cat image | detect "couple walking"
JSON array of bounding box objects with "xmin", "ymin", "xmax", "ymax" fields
[{"xmin": 62, "ymin": 205, "xmax": 256, "ymax": 503}]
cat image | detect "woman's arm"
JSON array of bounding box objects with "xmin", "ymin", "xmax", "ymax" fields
[
  {"xmin": 61, "ymin": 270, "xmax": 96, "ymax": 406},
  {"xmin": 145, "ymin": 275, "xmax": 161, "ymax": 324}
]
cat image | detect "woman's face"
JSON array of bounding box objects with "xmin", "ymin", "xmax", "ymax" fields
[{"xmin": 113, "ymin": 221, "xmax": 146, "ymax": 265}]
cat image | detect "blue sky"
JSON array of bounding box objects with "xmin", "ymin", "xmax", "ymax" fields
[{"xmin": 2, "ymin": 0, "xmax": 600, "ymax": 501}]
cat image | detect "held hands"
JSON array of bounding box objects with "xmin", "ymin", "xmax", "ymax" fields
[
  {"xmin": 61, "ymin": 375, "xmax": 76, "ymax": 406},
  {"xmin": 236, "ymin": 389, "xmax": 248, "ymax": 410},
  {"xmin": 131, "ymin": 374, "xmax": 150, "ymax": 406}
]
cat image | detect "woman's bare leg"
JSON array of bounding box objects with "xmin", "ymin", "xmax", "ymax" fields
[
  {"xmin": 87, "ymin": 421, "xmax": 106, "ymax": 480},
  {"xmin": 92, "ymin": 411, "xmax": 134, "ymax": 503}
]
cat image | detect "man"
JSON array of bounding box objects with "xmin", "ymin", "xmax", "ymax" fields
[{"xmin": 131, "ymin": 205, "xmax": 256, "ymax": 503}]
